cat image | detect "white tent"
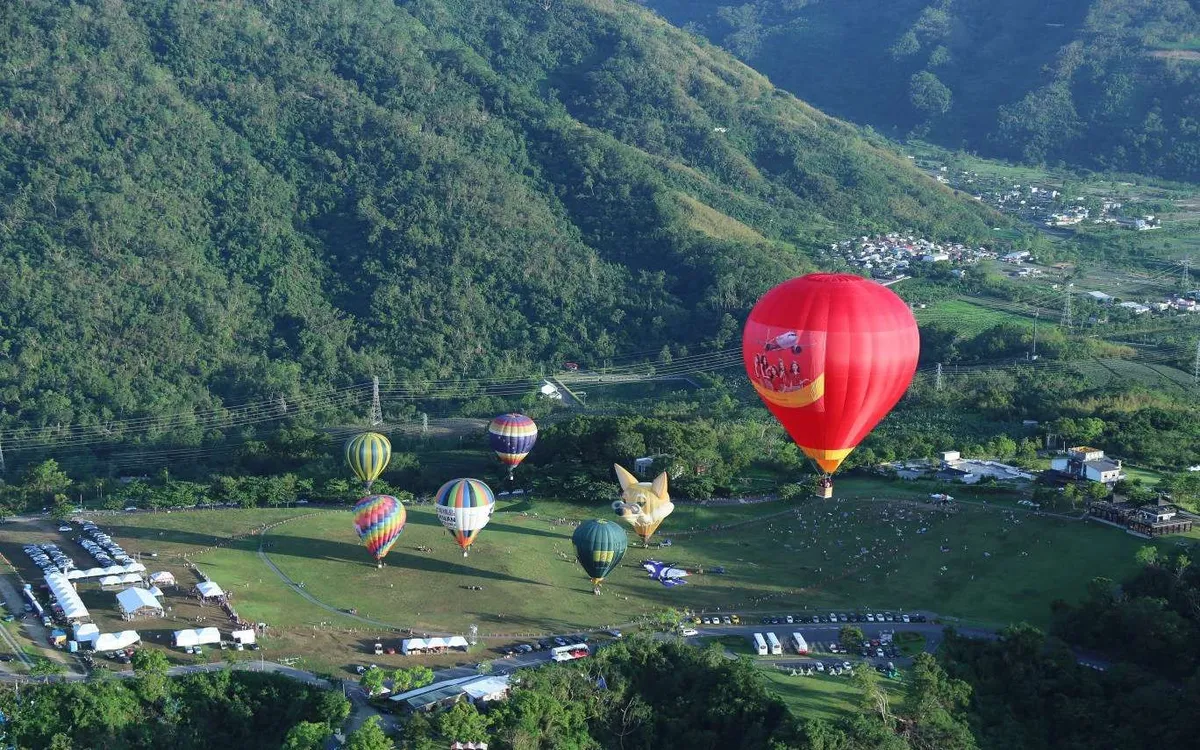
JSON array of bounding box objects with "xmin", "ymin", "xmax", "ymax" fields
[
  {"xmin": 66, "ymin": 563, "xmax": 142, "ymax": 581},
  {"xmin": 173, "ymin": 627, "xmax": 221, "ymax": 648},
  {"xmin": 149, "ymin": 571, "xmax": 175, "ymax": 586},
  {"xmin": 45, "ymin": 572, "xmax": 89, "ymax": 621},
  {"xmin": 94, "ymin": 630, "xmax": 140, "ymax": 652},
  {"xmin": 74, "ymin": 623, "xmax": 100, "ymax": 645},
  {"xmin": 401, "ymin": 636, "xmax": 469, "ymax": 655},
  {"xmin": 99, "ymin": 575, "xmax": 122, "ymax": 587},
  {"xmin": 100, "ymin": 573, "xmax": 142, "ymax": 588},
  {"xmin": 148, "ymin": 586, "xmax": 164, "ymax": 598},
  {"xmin": 230, "ymin": 629, "xmax": 256, "ymax": 645},
  {"xmin": 195, "ymin": 581, "xmax": 225, "ymax": 599},
  {"xmin": 116, "ymin": 587, "xmax": 163, "ymax": 617},
  {"xmin": 122, "ymin": 562, "xmax": 146, "ymax": 574}
]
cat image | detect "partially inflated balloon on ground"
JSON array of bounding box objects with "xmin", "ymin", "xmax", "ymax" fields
[
  {"xmin": 742, "ymin": 273, "xmax": 919, "ymax": 480},
  {"xmin": 572, "ymin": 519, "xmax": 628, "ymax": 595},
  {"xmin": 435, "ymin": 478, "xmax": 496, "ymax": 556},
  {"xmin": 352, "ymin": 494, "xmax": 406, "ymax": 566}
]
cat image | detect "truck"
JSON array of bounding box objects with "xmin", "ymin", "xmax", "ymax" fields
[{"xmin": 791, "ymin": 632, "xmax": 809, "ymax": 655}]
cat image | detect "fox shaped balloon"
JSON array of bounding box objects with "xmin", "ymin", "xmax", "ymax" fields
[{"xmin": 612, "ymin": 464, "xmax": 675, "ymax": 546}]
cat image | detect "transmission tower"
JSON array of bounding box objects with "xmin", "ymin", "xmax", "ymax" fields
[
  {"xmin": 1184, "ymin": 257, "xmax": 1192, "ymax": 289},
  {"xmin": 1194, "ymin": 340, "xmax": 1200, "ymax": 385},
  {"xmin": 277, "ymin": 395, "xmax": 287, "ymax": 415},
  {"xmin": 369, "ymin": 376, "xmax": 383, "ymax": 427},
  {"xmin": 1030, "ymin": 311, "xmax": 1040, "ymax": 360},
  {"xmin": 935, "ymin": 363, "xmax": 943, "ymax": 391},
  {"xmin": 421, "ymin": 412, "xmax": 429, "ymax": 434},
  {"xmin": 0, "ymin": 439, "xmax": 5, "ymax": 475},
  {"xmin": 1061, "ymin": 284, "xmax": 1074, "ymax": 330}
]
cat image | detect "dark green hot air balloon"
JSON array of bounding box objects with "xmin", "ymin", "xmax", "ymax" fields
[{"xmin": 572, "ymin": 519, "xmax": 628, "ymax": 595}]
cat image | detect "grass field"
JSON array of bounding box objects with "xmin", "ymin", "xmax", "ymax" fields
[
  {"xmin": 758, "ymin": 668, "xmax": 904, "ymax": 722},
  {"xmin": 5, "ymin": 479, "xmax": 1193, "ymax": 675},
  {"xmin": 915, "ymin": 299, "xmax": 1035, "ymax": 337}
]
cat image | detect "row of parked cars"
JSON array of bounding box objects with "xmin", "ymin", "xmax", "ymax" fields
[
  {"xmin": 23, "ymin": 543, "xmax": 75, "ymax": 575},
  {"xmin": 498, "ymin": 632, "xmax": 605, "ymax": 656},
  {"xmin": 696, "ymin": 615, "xmax": 741, "ymax": 625},
  {"xmin": 761, "ymin": 612, "xmax": 926, "ymax": 625},
  {"xmin": 76, "ymin": 521, "xmax": 134, "ymax": 566}
]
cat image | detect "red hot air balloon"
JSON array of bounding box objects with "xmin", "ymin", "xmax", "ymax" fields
[{"xmin": 743, "ymin": 274, "xmax": 919, "ymax": 490}]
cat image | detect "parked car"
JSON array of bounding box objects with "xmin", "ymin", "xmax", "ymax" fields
[
  {"xmin": 838, "ymin": 614, "xmax": 848, "ymax": 622},
  {"xmin": 722, "ymin": 616, "xmax": 731, "ymax": 625},
  {"xmin": 680, "ymin": 628, "xmax": 699, "ymax": 637},
  {"xmin": 730, "ymin": 615, "xmax": 740, "ymax": 625},
  {"xmin": 901, "ymin": 614, "xmax": 911, "ymax": 623},
  {"xmin": 606, "ymin": 629, "xmax": 622, "ymax": 638},
  {"xmin": 785, "ymin": 615, "xmax": 794, "ymax": 624}
]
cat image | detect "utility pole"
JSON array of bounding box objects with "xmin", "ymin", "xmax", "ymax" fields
[
  {"xmin": 935, "ymin": 363, "xmax": 943, "ymax": 391},
  {"xmin": 369, "ymin": 376, "xmax": 383, "ymax": 427},
  {"xmin": 1061, "ymin": 283, "xmax": 1073, "ymax": 330}
]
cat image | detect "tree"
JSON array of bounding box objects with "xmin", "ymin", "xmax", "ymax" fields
[
  {"xmin": 282, "ymin": 722, "xmax": 333, "ymax": 750},
  {"xmin": 910, "ymin": 71, "xmax": 952, "ymax": 117},
  {"xmin": 1135, "ymin": 544, "xmax": 1160, "ymax": 568},
  {"xmin": 839, "ymin": 625, "xmax": 865, "ymax": 652},
  {"xmin": 49, "ymin": 494, "xmax": 73, "ymax": 522},
  {"xmin": 436, "ymin": 701, "xmax": 490, "ymax": 744},
  {"xmin": 23, "ymin": 459, "xmax": 71, "ymax": 508},
  {"xmin": 315, "ymin": 688, "xmax": 352, "ymax": 726},
  {"xmin": 345, "ymin": 716, "xmax": 395, "ymax": 750},
  {"xmin": 361, "ymin": 666, "xmax": 386, "ymax": 696},
  {"xmin": 392, "ymin": 666, "xmax": 435, "ymax": 693},
  {"xmin": 131, "ymin": 648, "xmax": 171, "ymax": 703},
  {"xmin": 399, "ymin": 711, "xmax": 437, "ymax": 750},
  {"xmin": 852, "ymin": 660, "xmax": 890, "ymax": 723},
  {"xmin": 49, "ymin": 734, "xmax": 74, "ymax": 750},
  {"xmin": 30, "ymin": 656, "xmax": 65, "ymax": 677}
]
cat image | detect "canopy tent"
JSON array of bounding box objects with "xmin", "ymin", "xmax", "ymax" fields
[
  {"xmin": 401, "ymin": 636, "xmax": 470, "ymax": 655},
  {"xmin": 147, "ymin": 586, "xmax": 164, "ymax": 598},
  {"xmin": 173, "ymin": 627, "xmax": 221, "ymax": 648},
  {"xmin": 74, "ymin": 623, "xmax": 100, "ymax": 645},
  {"xmin": 148, "ymin": 571, "xmax": 175, "ymax": 586},
  {"xmin": 93, "ymin": 631, "xmax": 140, "ymax": 652},
  {"xmin": 116, "ymin": 587, "xmax": 163, "ymax": 617},
  {"xmin": 230, "ymin": 629, "xmax": 256, "ymax": 645},
  {"xmin": 45, "ymin": 572, "xmax": 89, "ymax": 621},
  {"xmin": 65, "ymin": 562, "xmax": 146, "ymax": 581},
  {"xmin": 99, "ymin": 573, "xmax": 143, "ymax": 588},
  {"xmin": 195, "ymin": 581, "xmax": 225, "ymax": 599}
]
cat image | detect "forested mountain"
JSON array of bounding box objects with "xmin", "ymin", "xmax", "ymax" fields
[
  {"xmin": 643, "ymin": 0, "xmax": 1200, "ymax": 181},
  {"xmin": 0, "ymin": 0, "xmax": 996, "ymax": 433}
]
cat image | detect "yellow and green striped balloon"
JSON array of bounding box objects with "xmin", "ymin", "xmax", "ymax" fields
[{"xmin": 345, "ymin": 432, "xmax": 391, "ymax": 488}]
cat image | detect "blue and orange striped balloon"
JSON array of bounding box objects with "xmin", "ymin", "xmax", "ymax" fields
[
  {"xmin": 434, "ymin": 478, "xmax": 496, "ymax": 556},
  {"xmin": 352, "ymin": 494, "xmax": 406, "ymax": 564},
  {"xmin": 488, "ymin": 414, "xmax": 537, "ymax": 479}
]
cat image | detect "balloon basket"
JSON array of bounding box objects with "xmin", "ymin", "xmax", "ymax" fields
[
  {"xmin": 377, "ymin": 562, "xmax": 383, "ymax": 569},
  {"xmin": 592, "ymin": 586, "xmax": 601, "ymax": 596},
  {"xmin": 463, "ymin": 551, "xmax": 469, "ymax": 558},
  {"xmin": 814, "ymin": 484, "xmax": 833, "ymax": 499}
]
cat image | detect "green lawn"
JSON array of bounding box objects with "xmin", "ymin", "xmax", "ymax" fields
[
  {"xmin": 55, "ymin": 479, "xmax": 1194, "ymax": 670},
  {"xmin": 894, "ymin": 631, "xmax": 925, "ymax": 657},
  {"xmin": 759, "ymin": 668, "xmax": 903, "ymax": 722}
]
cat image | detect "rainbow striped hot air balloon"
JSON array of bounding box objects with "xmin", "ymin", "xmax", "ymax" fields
[
  {"xmin": 434, "ymin": 478, "xmax": 496, "ymax": 557},
  {"xmin": 487, "ymin": 413, "xmax": 538, "ymax": 480},
  {"xmin": 572, "ymin": 519, "xmax": 628, "ymax": 595},
  {"xmin": 352, "ymin": 494, "xmax": 407, "ymax": 567},
  {"xmin": 345, "ymin": 432, "xmax": 391, "ymax": 490}
]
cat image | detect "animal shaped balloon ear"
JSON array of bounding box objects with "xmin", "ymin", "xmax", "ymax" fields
[{"xmin": 612, "ymin": 464, "xmax": 674, "ymax": 546}]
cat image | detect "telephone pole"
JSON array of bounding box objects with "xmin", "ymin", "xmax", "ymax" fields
[
  {"xmin": 935, "ymin": 363, "xmax": 943, "ymax": 391},
  {"xmin": 369, "ymin": 376, "xmax": 383, "ymax": 427}
]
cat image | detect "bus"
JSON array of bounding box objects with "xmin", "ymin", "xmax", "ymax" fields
[
  {"xmin": 551, "ymin": 643, "xmax": 590, "ymax": 662},
  {"xmin": 765, "ymin": 632, "xmax": 783, "ymax": 655},
  {"xmin": 791, "ymin": 632, "xmax": 808, "ymax": 655},
  {"xmin": 752, "ymin": 633, "xmax": 768, "ymax": 656}
]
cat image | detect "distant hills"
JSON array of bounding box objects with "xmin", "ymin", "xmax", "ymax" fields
[
  {"xmin": 643, "ymin": 0, "xmax": 1200, "ymax": 181},
  {"xmin": 0, "ymin": 0, "xmax": 994, "ymax": 430}
]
